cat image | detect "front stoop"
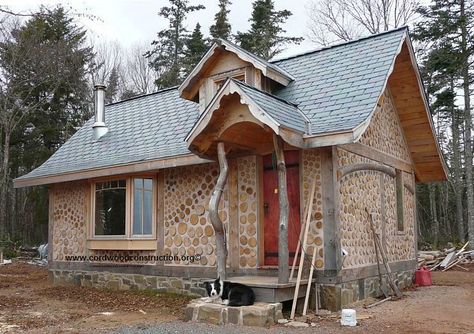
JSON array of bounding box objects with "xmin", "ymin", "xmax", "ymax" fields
[{"xmin": 185, "ymin": 299, "xmax": 283, "ymax": 327}]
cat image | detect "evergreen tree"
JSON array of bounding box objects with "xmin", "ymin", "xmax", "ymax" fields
[
  {"xmin": 414, "ymin": 0, "xmax": 474, "ymax": 245},
  {"xmin": 210, "ymin": 0, "xmax": 232, "ymax": 40},
  {"xmin": 146, "ymin": 0, "xmax": 205, "ymax": 88},
  {"xmin": 0, "ymin": 5, "xmax": 93, "ymax": 240},
  {"xmin": 106, "ymin": 66, "xmax": 120, "ymax": 104},
  {"xmin": 184, "ymin": 23, "xmax": 208, "ymax": 75},
  {"xmin": 235, "ymin": 0, "xmax": 302, "ymax": 60}
]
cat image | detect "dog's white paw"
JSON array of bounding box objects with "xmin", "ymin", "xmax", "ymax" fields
[
  {"xmin": 200, "ymin": 297, "xmax": 212, "ymax": 303},
  {"xmin": 221, "ymin": 299, "xmax": 229, "ymax": 305}
]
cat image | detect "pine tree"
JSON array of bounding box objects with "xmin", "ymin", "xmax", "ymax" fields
[
  {"xmin": 414, "ymin": 0, "xmax": 474, "ymax": 245},
  {"xmin": 184, "ymin": 23, "xmax": 208, "ymax": 75},
  {"xmin": 106, "ymin": 66, "xmax": 120, "ymax": 104},
  {"xmin": 210, "ymin": 0, "xmax": 232, "ymax": 40},
  {"xmin": 0, "ymin": 5, "xmax": 93, "ymax": 240},
  {"xmin": 146, "ymin": 0, "xmax": 205, "ymax": 88},
  {"xmin": 235, "ymin": 0, "xmax": 302, "ymax": 60}
]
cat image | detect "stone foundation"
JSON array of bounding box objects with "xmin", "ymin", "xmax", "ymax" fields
[
  {"xmin": 49, "ymin": 269, "xmax": 208, "ymax": 297},
  {"xmin": 185, "ymin": 299, "xmax": 283, "ymax": 327},
  {"xmin": 320, "ymin": 269, "xmax": 414, "ymax": 311}
]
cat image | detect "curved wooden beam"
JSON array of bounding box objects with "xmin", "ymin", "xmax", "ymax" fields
[
  {"xmin": 208, "ymin": 142, "xmax": 229, "ymax": 280},
  {"xmin": 338, "ymin": 163, "xmax": 415, "ymax": 194},
  {"xmin": 338, "ymin": 163, "xmax": 396, "ymax": 179}
]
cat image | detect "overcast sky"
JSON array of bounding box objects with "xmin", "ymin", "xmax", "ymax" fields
[{"xmin": 3, "ymin": 0, "xmax": 317, "ymax": 58}]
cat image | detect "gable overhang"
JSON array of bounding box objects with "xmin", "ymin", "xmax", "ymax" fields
[
  {"xmin": 382, "ymin": 34, "xmax": 448, "ymax": 183},
  {"xmin": 178, "ymin": 40, "xmax": 294, "ymax": 101},
  {"xmin": 301, "ymin": 31, "xmax": 447, "ymax": 183},
  {"xmin": 185, "ymin": 79, "xmax": 304, "ymax": 158}
]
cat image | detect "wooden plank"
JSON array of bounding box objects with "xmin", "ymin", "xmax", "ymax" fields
[
  {"xmin": 332, "ymin": 146, "xmax": 342, "ymax": 271},
  {"xmin": 256, "ymin": 156, "xmax": 265, "ymax": 267},
  {"xmin": 48, "ymin": 186, "xmax": 55, "ymax": 262},
  {"xmin": 340, "ymin": 143, "xmax": 412, "ymax": 173},
  {"xmin": 321, "ymin": 147, "xmax": 338, "ymax": 275},
  {"xmin": 290, "ymin": 177, "xmax": 315, "ymax": 280},
  {"xmin": 396, "ymin": 169, "xmax": 404, "ymax": 232},
  {"xmin": 87, "ymin": 239, "xmax": 158, "ymax": 250},
  {"xmin": 303, "ymin": 246, "xmax": 317, "ymax": 315},
  {"xmin": 290, "ymin": 173, "xmax": 316, "ymax": 319},
  {"xmin": 368, "ymin": 211, "xmax": 402, "ymax": 299},
  {"xmin": 15, "ymin": 154, "xmax": 211, "ymax": 188},
  {"xmin": 156, "ymin": 171, "xmax": 165, "ymax": 265}
]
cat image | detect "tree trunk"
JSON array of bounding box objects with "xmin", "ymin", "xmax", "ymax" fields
[
  {"xmin": 452, "ymin": 107, "xmax": 465, "ymax": 242},
  {"xmin": 0, "ymin": 130, "xmax": 11, "ymax": 239},
  {"xmin": 208, "ymin": 142, "xmax": 229, "ymax": 280},
  {"xmin": 460, "ymin": 0, "xmax": 474, "ymax": 247},
  {"xmin": 429, "ymin": 183, "xmax": 439, "ymax": 247},
  {"xmin": 273, "ymin": 134, "xmax": 289, "ymax": 284}
]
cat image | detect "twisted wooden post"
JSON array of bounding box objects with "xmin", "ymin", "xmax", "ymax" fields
[
  {"xmin": 273, "ymin": 134, "xmax": 289, "ymax": 284},
  {"xmin": 209, "ymin": 142, "xmax": 229, "ymax": 280}
]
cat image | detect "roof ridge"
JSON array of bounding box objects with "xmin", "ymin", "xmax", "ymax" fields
[
  {"xmin": 231, "ymin": 78, "xmax": 299, "ymax": 107},
  {"xmin": 272, "ymin": 26, "xmax": 408, "ymax": 63},
  {"xmin": 105, "ymin": 85, "xmax": 179, "ymax": 107}
]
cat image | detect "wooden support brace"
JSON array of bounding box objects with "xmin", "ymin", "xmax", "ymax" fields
[
  {"xmin": 209, "ymin": 142, "xmax": 229, "ymax": 280},
  {"xmin": 273, "ymin": 134, "xmax": 289, "ymax": 284}
]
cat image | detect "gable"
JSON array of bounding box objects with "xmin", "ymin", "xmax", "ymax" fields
[
  {"xmin": 179, "ymin": 39, "xmax": 293, "ymax": 107},
  {"xmin": 359, "ymin": 88, "xmax": 411, "ymax": 163}
]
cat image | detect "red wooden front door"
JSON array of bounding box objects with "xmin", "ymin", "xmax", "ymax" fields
[{"xmin": 263, "ymin": 150, "xmax": 301, "ymax": 266}]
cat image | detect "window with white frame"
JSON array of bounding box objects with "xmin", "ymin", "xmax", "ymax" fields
[{"xmin": 92, "ymin": 177, "xmax": 155, "ymax": 238}]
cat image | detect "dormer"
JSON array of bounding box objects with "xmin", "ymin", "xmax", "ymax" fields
[{"xmin": 178, "ymin": 39, "xmax": 294, "ymax": 113}]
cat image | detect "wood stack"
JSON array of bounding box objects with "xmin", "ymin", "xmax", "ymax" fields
[{"xmin": 418, "ymin": 242, "xmax": 472, "ymax": 271}]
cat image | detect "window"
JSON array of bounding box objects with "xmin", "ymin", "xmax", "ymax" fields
[
  {"xmin": 94, "ymin": 180, "xmax": 126, "ymax": 236},
  {"xmin": 396, "ymin": 169, "xmax": 404, "ymax": 232},
  {"xmin": 92, "ymin": 177, "xmax": 155, "ymax": 239},
  {"xmin": 133, "ymin": 178, "xmax": 153, "ymax": 235}
]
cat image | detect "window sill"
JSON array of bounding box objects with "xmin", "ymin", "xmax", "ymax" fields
[{"xmin": 87, "ymin": 239, "xmax": 157, "ymax": 250}]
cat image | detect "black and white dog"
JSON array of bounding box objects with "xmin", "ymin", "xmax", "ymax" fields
[{"xmin": 204, "ymin": 277, "xmax": 255, "ymax": 307}]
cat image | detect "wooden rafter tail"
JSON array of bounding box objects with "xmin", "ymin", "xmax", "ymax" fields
[
  {"xmin": 290, "ymin": 175, "xmax": 317, "ymax": 320},
  {"xmin": 208, "ymin": 142, "xmax": 229, "ymax": 280}
]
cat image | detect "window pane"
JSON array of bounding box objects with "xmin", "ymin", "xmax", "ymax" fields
[
  {"xmin": 95, "ymin": 181, "xmax": 126, "ymax": 236},
  {"xmin": 143, "ymin": 190, "xmax": 152, "ymax": 234},
  {"xmin": 134, "ymin": 178, "xmax": 143, "ymax": 190},
  {"xmin": 133, "ymin": 183, "xmax": 143, "ymax": 235},
  {"xmin": 132, "ymin": 178, "xmax": 153, "ymax": 236},
  {"xmin": 144, "ymin": 179, "xmax": 153, "ymax": 191}
]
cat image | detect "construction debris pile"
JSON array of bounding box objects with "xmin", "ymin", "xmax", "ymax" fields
[{"xmin": 418, "ymin": 242, "xmax": 473, "ymax": 271}]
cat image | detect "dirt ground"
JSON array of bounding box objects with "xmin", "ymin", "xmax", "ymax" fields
[{"xmin": 0, "ymin": 262, "xmax": 472, "ymax": 334}]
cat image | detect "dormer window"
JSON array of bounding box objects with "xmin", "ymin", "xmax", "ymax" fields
[
  {"xmin": 214, "ymin": 71, "xmax": 245, "ymax": 91},
  {"xmin": 178, "ymin": 39, "xmax": 294, "ymax": 113}
]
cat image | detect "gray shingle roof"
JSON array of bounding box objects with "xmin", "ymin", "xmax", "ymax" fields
[
  {"xmin": 234, "ymin": 79, "xmax": 308, "ymax": 133},
  {"xmin": 17, "ymin": 28, "xmax": 407, "ymax": 182},
  {"xmin": 272, "ymin": 28, "xmax": 405, "ymax": 135},
  {"xmin": 19, "ymin": 88, "xmax": 199, "ymax": 179}
]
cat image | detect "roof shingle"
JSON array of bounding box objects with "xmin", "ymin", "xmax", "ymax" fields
[{"xmin": 17, "ymin": 28, "xmax": 407, "ymax": 182}]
